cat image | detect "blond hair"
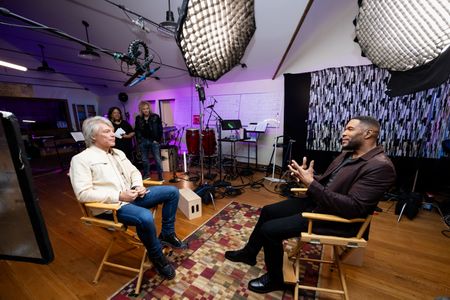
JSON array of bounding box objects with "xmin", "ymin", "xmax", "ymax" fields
[{"xmin": 138, "ymin": 101, "xmax": 152, "ymax": 116}]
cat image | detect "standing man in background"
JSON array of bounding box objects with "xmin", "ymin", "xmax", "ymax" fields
[{"xmin": 135, "ymin": 101, "xmax": 164, "ymax": 181}]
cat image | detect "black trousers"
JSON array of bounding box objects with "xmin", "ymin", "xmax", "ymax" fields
[{"xmin": 244, "ymin": 196, "xmax": 316, "ymax": 282}]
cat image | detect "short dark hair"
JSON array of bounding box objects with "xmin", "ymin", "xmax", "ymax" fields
[
  {"xmin": 107, "ymin": 106, "xmax": 122, "ymax": 120},
  {"xmin": 351, "ymin": 116, "xmax": 380, "ymax": 130}
]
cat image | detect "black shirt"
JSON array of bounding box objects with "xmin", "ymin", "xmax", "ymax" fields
[{"xmin": 112, "ymin": 120, "xmax": 134, "ymax": 159}]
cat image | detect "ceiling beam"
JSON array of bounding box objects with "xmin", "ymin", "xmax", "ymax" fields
[
  {"xmin": 0, "ymin": 80, "xmax": 88, "ymax": 90},
  {"xmin": 0, "ymin": 73, "xmax": 108, "ymax": 87},
  {"xmin": 0, "ymin": 46, "xmax": 188, "ymax": 73},
  {"xmin": 272, "ymin": 0, "xmax": 314, "ymax": 80}
]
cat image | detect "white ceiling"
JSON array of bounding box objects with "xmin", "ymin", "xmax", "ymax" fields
[{"xmin": 0, "ymin": 0, "xmax": 311, "ymax": 96}]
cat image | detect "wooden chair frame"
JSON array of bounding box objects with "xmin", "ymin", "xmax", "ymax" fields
[
  {"xmin": 284, "ymin": 188, "xmax": 373, "ymax": 300},
  {"xmin": 78, "ymin": 180, "xmax": 163, "ymax": 295},
  {"xmin": 283, "ymin": 213, "xmax": 372, "ymax": 300}
]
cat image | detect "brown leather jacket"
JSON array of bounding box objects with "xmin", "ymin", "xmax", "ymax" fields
[{"xmin": 307, "ymin": 145, "xmax": 396, "ymax": 219}]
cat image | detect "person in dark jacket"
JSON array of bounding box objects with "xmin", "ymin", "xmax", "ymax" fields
[
  {"xmin": 108, "ymin": 107, "xmax": 135, "ymax": 161},
  {"xmin": 134, "ymin": 101, "xmax": 164, "ymax": 181},
  {"xmin": 225, "ymin": 116, "xmax": 396, "ymax": 294}
]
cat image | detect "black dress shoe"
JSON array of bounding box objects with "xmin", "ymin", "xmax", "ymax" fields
[
  {"xmin": 159, "ymin": 233, "xmax": 188, "ymax": 249},
  {"xmin": 248, "ymin": 273, "xmax": 285, "ymax": 294},
  {"xmin": 151, "ymin": 254, "xmax": 176, "ymax": 280},
  {"xmin": 224, "ymin": 249, "xmax": 257, "ymax": 266}
]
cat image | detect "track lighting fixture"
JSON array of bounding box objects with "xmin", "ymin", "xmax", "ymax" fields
[
  {"xmin": 159, "ymin": 0, "xmax": 177, "ymax": 33},
  {"xmin": 37, "ymin": 44, "xmax": 55, "ymax": 73},
  {"xmin": 78, "ymin": 20, "xmax": 101, "ymax": 60}
]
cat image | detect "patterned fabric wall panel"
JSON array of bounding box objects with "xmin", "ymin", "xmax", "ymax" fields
[{"xmin": 307, "ymin": 65, "xmax": 450, "ymax": 159}]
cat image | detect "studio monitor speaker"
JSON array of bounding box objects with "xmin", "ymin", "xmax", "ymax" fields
[{"xmin": 118, "ymin": 92, "xmax": 128, "ymax": 103}]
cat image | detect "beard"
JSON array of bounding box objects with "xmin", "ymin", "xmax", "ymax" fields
[{"xmin": 342, "ymin": 138, "xmax": 362, "ymax": 151}]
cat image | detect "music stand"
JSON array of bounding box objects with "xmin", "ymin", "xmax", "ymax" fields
[
  {"xmin": 221, "ymin": 119, "xmax": 242, "ymax": 131},
  {"xmin": 220, "ymin": 119, "xmax": 244, "ymax": 180},
  {"xmin": 208, "ymin": 108, "xmax": 231, "ymax": 187},
  {"xmin": 239, "ymin": 122, "xmax": 267, "ymax": 176},
  {"xmin": 70, "ymin": 131, "xmax": 85, "ymax": 153}
]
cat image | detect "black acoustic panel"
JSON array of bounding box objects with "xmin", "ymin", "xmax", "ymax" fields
[{"xmin": 284, "ymin": 73, "xmax": 311, "ymax": 163}]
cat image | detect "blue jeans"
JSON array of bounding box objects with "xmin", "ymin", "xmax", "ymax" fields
[
  {"xmin": 139, "ymin": 138, "xmax": 163, "ymax": 179},
  {"xmin": 116, "ymin": 185, "xmax": 179, "ymax": 258}
]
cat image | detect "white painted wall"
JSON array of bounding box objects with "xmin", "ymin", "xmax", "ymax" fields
[
  {"xmin": 280, "ymin": 0, "xmax": 371, "ymax": 75},
  {"xmin": 99, "ymin": 77, "xmax": 286, "ymax": 169}
]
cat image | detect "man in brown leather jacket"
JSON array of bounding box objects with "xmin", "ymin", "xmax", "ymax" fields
[{"xmin": 225, "ymin": 116, "xmax": 396, "ymax": 294}]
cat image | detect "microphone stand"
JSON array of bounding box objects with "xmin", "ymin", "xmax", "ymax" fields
[
  {"xmin": 204, "ymin": 108, "xmax": 217, "ymax": 180},
  {"xmin": 168, "ymin": 145, "xmax": 180, "ymax": 183},
  {"xmin": 196, "ymin": 85, "xmax": 206, "ymax": 184},
  {"xmin": 209, "ymin": 106, "xmax": 230, "ymax": 188}
]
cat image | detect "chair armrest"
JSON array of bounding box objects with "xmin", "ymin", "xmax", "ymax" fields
[
  {"xmin": 300, "ymin": 233, "xmax": 368, "ymax": 248},
  {"xmin": 302, "ymin": 212, "xmax": 366, "ymax": 223},
  {"xmin": 143, "ymin": 179, "xmax": 164, "ymax": 186},
  {"xmin": 80, "ymin": 216, "xmax": 125, "ymax": 230},
  {"xmin": 84, "ymin": 202, "xmax": 121, "ymax": 211},
  {"xmin": 290, "ymin": 188, "xmax": 308, "ymax": 193},
  {"xmin": 302, "ymin": 212, "xmax": 372, "ymax": 238}
]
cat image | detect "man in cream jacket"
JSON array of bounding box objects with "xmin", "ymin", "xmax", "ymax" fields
[{"xmin": 70, "ymin": 116, "xmax": 186, "ymax": 280}]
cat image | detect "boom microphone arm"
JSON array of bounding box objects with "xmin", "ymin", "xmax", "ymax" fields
[
  {"xmin": 0, "ymin": 7, "xmax": 116, "ymax": 58},
  {"xmin": 0, "ymin": 7, "xmax": 159, "ymax": 87}
]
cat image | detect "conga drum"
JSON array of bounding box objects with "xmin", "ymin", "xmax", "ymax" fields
[
  {"xmin": 202, "ymin": 128, "xmax": 217, "ymax": 156},
  {"xmin": 186, "ymin": 128, "xmax": 200, "ymax": 155}
]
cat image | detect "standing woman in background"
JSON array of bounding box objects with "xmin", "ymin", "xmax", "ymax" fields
[
  {"xmin": 135, "ymin": 101, "xmax": 164, "ymax": 181},
  {"xmin": 108, "ymin": 107, "xmax": 135, "ymax": 161}
]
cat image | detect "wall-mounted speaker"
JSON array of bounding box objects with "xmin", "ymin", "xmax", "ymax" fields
[{"xmin": 118, "ymin": 92, "xmax": 128, "ymax": 103}]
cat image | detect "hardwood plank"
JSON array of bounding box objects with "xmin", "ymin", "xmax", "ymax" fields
[{"xmin": 1, "ymin": 170, "xmax": 449, "ymax": 299}]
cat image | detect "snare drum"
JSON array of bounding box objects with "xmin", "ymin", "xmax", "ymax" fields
[
  {"xmin": 186, "ymin": 128, "xmax": 200, "ymax": 155},
  {"xmin": 202, "ymin": 128, "xmax": 217, "ymax": 156}
]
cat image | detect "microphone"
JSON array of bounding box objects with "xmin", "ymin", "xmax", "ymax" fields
[
  {"xmin": 196, "ymin": 84, "xmax": 206, "ymax": 101},
  {"xmin": 128, "ymin": 66, "xmax": 160, "ymax": 87},
  {"xmin": 206, "ymin": 97, "xmax": 217, "ymax": 108}
]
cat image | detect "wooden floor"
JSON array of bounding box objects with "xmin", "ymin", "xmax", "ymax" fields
[{"xmin": 0, "ymin": 169, "xmax": 449, "ymax": 300}]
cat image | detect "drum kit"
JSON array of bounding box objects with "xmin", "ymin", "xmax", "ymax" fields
[
  {"xmin": 186, "ymin": 128, "xmax": 217, "ymax": 157},
  {"xmin": 185, "ymin": 126, "xmax": 220, "ymax": 181},
  {"xmin": 165, "ymin": 90, "xmax": 230, "ymax": 185},
  {"xmin": 159, "ymin": 123, "xmax": 218, "ymax": 182}
]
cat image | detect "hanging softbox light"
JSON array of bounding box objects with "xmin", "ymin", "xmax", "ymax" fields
[{"xmin": 176, "ymin": 0, "xmax": 256, "ymax": 81}]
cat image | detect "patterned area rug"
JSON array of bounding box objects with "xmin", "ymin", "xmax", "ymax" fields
[{"xmin": 109, "ymin": 202, "xmax": 322, "ymax": 300}]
